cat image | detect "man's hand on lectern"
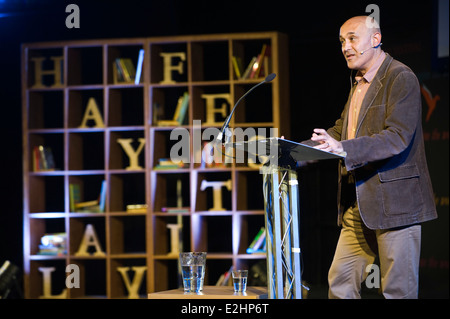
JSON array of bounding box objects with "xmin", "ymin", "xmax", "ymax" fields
[{"xmin": 311, "ymin": 128, "xmax": 344, "ymax": 154}]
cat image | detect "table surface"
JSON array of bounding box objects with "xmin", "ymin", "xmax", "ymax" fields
[{"xmin": 148, "ymin": 286, "xmax": 268, "ymax": 299}]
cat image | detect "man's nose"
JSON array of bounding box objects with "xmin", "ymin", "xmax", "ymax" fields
[{"xmin": 342, "ymin": 41, "xmax": 353, "ymax": 52}]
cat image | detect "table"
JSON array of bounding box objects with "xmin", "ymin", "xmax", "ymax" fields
[{"xmin": 148, "ymin": 286, "xmax": 268, "ymax": 299}]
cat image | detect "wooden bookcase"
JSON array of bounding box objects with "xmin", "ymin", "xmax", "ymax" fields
[{"xmin": 21, "ymin": 32, "xmax": 290, "ymax": 298}]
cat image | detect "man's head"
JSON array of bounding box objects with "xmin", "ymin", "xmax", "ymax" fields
[{"xmin": 339, "ymin": 16, "xmax": 382, "ymax": 73}]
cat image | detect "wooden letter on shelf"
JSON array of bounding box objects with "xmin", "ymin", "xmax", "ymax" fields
[
  {"xmin": 116, "ymin": 266, "xmax": 147, "ymax": 299},
  {"xmin": 74, "ymin": 224, "xmax": 106, "ymax": 257},
  {"xmin": 202, "ymin": 93, "xmax": 231, "ymax": 126},
  {"xmin": 79, "ymin": 97, "xmax": 105, "ymax": 128},
  {"xmin": 200, "ymin": 179, "xmax": 232, "ymax": 211},
  {"xmin": 159, "ymin": 52, "xmax": 186, "ymax": 84},
  {"xmin": 38, "ymin": 267, "xmax": 68, "ymax": 299},
  {"xmin": 30, "ymin": 56, "xmax": 64, "ymax": 88},
  {"xmin": 166, "ymin": 223, "xmax": 182, "ymax": 256},
  {"xmin": 117, "ymin": 138, "xmax": 146, "ymax": 170}
]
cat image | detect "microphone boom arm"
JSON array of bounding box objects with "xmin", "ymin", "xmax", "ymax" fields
[{"xmin": 216, "ymin": 73, "xmax": 276, "ymax": 143}]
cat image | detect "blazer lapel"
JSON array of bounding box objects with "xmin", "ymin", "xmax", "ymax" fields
[{"xmin": 355, "ymin": 54, "xmax": 393, "ymax": 137}]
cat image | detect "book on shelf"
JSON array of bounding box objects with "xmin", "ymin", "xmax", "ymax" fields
[
  {"xmin": 126, "ymin": 204, "xmax": 148, "ymax": 213},
  {"xmin": 157, "ymin": 92, "xmax": 189, "ymax": 126},
  {"xmin": 69, "ymin": 183, "xmax": 80, "ymax": 212},
  {"xmin": 75, "ymin": 200, "xmax": 98, "ymax": 209},
  {"xmin": 154, "ymin": 158, "xmax": 187, "ymax": 170},
  {"xmin": 161, "ymin": 206, "xmax": 190, "ymax": 213},
  {"xmin": 152, "ymin": 102, "xmax": 164, "ymax": 124},
  {"xmin": 69, "ymin": 180, "xmax": 106, "ymax": 213},
  {"xmin": 174, "ymin": 91, "xmax": 189, "ymax": 125},
  {"xmin": 98, "ymin": 180, "xmax": 107, "ymax": 212},
  {"xmin": 250, "ymin": 44, "xmax": 268, "ymax": 79},
  {"xmin": 37, "ymin": 233, "xmax": 67, "ymax": 256},
  {"xmin": 246, "ymin": 227, "xmax": 266, "ymax": 254},
  {"xmin": 237, "ymin": 44, "xmax": 271, "ymax": 80},
  {"xmin": 114, "ymin": 58, "xmax": 136, "ymax": 83},
  {"xmin": 241, "ymin": 56, "xmax": 257, "ymax": 80},
  {"xmin": 215, "ymin": 265, "xmax": 233, "ymax": 286},
  {"xmin": 33, "ymin": 145, "xmax": 56, "ymax": 172},
  {"xmin": 134, "ymin": 49, "xmax": 144, "ymax": 84},
  {"xmin": 231, "ymin": 56, "xmax": 243, "ymax": 79}
]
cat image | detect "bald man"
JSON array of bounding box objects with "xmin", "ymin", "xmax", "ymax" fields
[{"xmin": 310, "ymin": 16, "xmax": 437, "ymax": 298}]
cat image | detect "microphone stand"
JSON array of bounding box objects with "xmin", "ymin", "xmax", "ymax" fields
[{"xmin": 215, "ymin": 73, "xmax": 276, "ymax": 145}]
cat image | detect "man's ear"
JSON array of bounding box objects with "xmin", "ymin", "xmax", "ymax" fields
[{"xmin": 372, "ymin": 32, "xmax": 382, "ymax": 48}]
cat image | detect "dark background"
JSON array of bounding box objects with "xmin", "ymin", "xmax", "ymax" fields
[{"xmin": 0, "ymin": 0, "xmax": 448, "ymax": 298}]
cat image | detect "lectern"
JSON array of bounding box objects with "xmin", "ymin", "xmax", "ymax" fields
[{"xmin": 230, "ymin": 137, "xmax": 345, "ymax": 299}]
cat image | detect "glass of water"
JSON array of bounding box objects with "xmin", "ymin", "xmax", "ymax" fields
[
  {"xmin": 232, "ymin": 270, "xmax": 248, "ymax": 293},
  {"xmin": 179, "ymin": 252, "xmax": 207, "ymax": 293}
]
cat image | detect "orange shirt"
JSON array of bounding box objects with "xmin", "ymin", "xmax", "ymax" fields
[{"xmin": 347, "ymin": 51, "xmax": 386, "ymax": 139}]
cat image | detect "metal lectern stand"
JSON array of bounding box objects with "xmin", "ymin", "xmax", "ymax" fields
[
  {"xmin": 230, "ymin": 137, "xmax": 345, "ymax": 299},
  {"xmin": 261, "ymin": 164, "xmax": 302, "ymax": 299}
]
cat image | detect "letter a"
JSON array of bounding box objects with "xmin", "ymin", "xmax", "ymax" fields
[
  {"xmin": 365, "ymin": 264, "xmax": 380, "ymax": 289},
  {"xmin": 365, "ymin": 4, "xmax": 380, "ymax": 28},
  {"xmin": 75, "ymin": 224, "xmax": 106, "ymax": 257},
  {"xmin": 79, "ymin": 97, "xmax": 105, "ymax": 128},
  {"xmin": 66, "ymin": 264, "xmax": 80, "ymax": 289},
  {"xmin": 66, "ymin": 4, "xmax": 80, "ymax": 29}
]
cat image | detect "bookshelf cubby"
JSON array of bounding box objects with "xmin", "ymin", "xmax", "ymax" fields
[{"xmin": 22, "ymin": 32, "xmax": 289, "ymax": 298}]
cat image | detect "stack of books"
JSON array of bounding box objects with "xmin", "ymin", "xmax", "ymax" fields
[
  {"xmin": 154, "ymin": 158, "xmax": 186, "ymax": 170},
  {"xmin": 69, "ymin": 180, "xmax": 107, "ymax": 213},
  {"xmin": 232, "ymin": 44, "xmax": 270, "ymax": 80},
  {"xmin": 112, "ymin": 49, "xmax": 144, "ymax": 84},
  {"xmin": 157, "ymin": 92, "xmax": 189, "ymax": 126},
  {"xmin": 126, "ymin": 204, "xmax": 148, "ymax": 213},
  {"xmin": 33, "ymin": 145, "xmax": 56, "ymax": 172},
  {"xmin": 114, "ymin": 58, "xmax": 136, "ymax": 83},
  {"xmin": 38, "ymin": 233, "xmax": 67, "ymax": 256}
]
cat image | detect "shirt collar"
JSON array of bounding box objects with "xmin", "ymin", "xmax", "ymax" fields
[{"xmin": 355, "ymin": 51, "xmax": 386, "ymax": 84}]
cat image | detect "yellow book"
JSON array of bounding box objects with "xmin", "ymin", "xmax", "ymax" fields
[{"xmin": 232, "ymin": 56, "xmax": 242, "ymax": 79}]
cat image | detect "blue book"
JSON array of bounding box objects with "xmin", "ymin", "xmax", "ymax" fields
[
  {"xmin": 134, "ymin": 49, "xmax": 144, "ymax": 84},
  {"xmin": 99, "ymin": 180, "xmax": 107, "ymax": 212}
]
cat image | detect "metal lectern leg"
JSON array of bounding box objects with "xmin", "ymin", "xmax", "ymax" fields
[
  {"xmin": 288, "ymin": 170, "xmax": 302, "ymax": 299},
  {"xmin": 262, "ymin": 167, "xmax": 302, "ymax": 299},
  {"xmin": 263, "ymin": 169, "xmax": 284, "ymax": 299}
]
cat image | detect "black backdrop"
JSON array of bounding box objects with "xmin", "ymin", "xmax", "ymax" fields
[{"xmin": 0, "ymin": 0, "xmax": 447, "ymax": 298}]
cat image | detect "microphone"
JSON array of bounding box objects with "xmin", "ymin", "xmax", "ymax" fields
[
  {"xmin": 360, "ymin": 42, "xmax": 382, "ymax": 55},
  {"xmin": 215, "ymin": 73, "xmax": 276, "ymax": 144}
]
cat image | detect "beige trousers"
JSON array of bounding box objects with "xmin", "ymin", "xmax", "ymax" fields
[{"xmin": 328, "ymin": 205, "xmax": 421, "ymax": 299}]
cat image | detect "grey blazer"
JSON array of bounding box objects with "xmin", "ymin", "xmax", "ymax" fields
[{"xmin": 327, "ymin": 53, "xmax": 437, "ymax": 229}]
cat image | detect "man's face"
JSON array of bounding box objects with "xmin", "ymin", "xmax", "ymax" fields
[{"xmin": 339, "ymin": 19, "xmax": 374, "ymax": 72}]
